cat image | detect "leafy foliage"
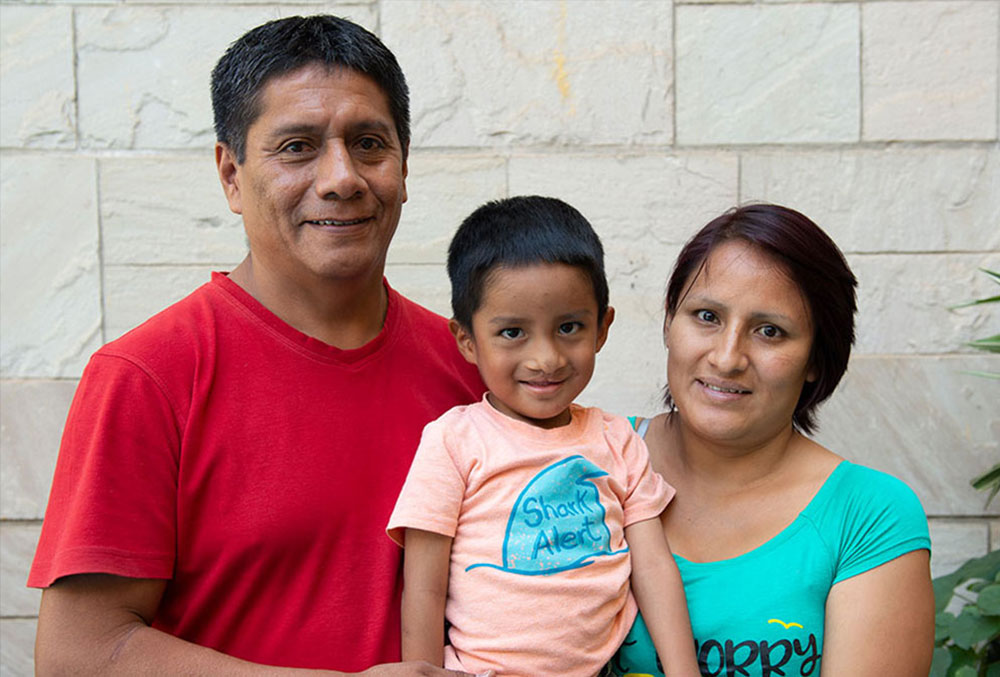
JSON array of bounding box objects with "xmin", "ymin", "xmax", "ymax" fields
[{"xmin": 931, "ymin": 550, "xmax": 1000, "ymax": 676}]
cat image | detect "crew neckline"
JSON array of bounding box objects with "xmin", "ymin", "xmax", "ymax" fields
[{"xmin": 210, "ymin": 271, "xmax": 398, "ymax": 366}]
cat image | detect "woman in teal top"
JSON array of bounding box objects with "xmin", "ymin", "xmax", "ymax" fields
[{"xmin": 610, "ymin": 205, "xmax": 933, "ymax": 676}]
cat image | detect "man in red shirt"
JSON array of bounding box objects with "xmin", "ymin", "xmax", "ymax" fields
[{"xmin": 30, "ymin": 16, "xmax": 484, "ymax": 676}]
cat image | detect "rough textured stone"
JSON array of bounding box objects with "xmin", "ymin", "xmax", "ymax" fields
[
  {"xmin": 0, "ymin": 380, "xmax": 76, "ymax": 520},
  {"xmin": 76, "ymin": 5, "xmax": 375, "ymax": 149},
  {"xmin": 383, "ymin": 1, "xmax": 672, "ymax": 148},
  {"xmin": 849, "ymin": 253, "xmax": 1000, "ymax": 355},
  {"xmin": 509, "ymin": 152, "xmax": 737, "ymax": 282},
  {"xmin": 741, "ymin": 147, "xmax": 1000, "ymax": 253},
  {"xmin": 676, "ymin": 4, "xmax": 859, "ymax": 144},
  {"xmin": 383, "ymin": 263, "xmax": 452, "ymax": 319},
  {"xmin": 813, "ymin": 356, "xmax": 1000, "ymax": 518},
  {"xmin": 103, "ymin": 265, "xmax": 218, "ymax": 341},
  {"xmin": 387, "ymin": 154, "xmax": 506, "ymax": 265},
  {"xmin": 863, "ymin": 1, "xmax": 998, "ymax": 141},
  {"xmin": 0, "ymin": 524, "xmax": 42, "ymax": 617},
  {"xmin": 0, "ymin": 155, "xmax": 102, "ymax": 379},
  {"xmin": 100, "ymin": 157, "xmax": 246, "ymax": 265},
  {"xmin": 0, "ymin": 6, "xmax": 75, "ymax": 148},
  {"xmin": 0, "ymin": 619, "xmax": 35, "ymax": 677},
  {"xmin": 928, "ymin": 520, "xmax": 989, "ymax": 579}
]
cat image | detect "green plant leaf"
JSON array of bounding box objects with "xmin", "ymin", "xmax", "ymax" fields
[
  {"xmin": 952, "ymin": 295, "xmax": 1000, "ymax": 310},
  {"xmin": 973, "ymin": 465, "xmax": 1000, "ymax": 490},
  {"xmin": 930, "ymin": 646, "xmax": 952, "ymax": 676},
  {"xmin": 951, "ymin": 607, "xmax": 1000, "ymax": 650},
  {"xmin": 938, "ymin": 611, "xmax": 957, "ymax": 643},
  {"xmin": 954, "ymin": 667, "xmax": 978, "ymax": 677},
  {"xmin": 935, "ymin": 551, "xmax": 1000, "ymax": 614},
  {"xmin": 967, "ymin": 335, "xmax": 1000, "ymax": 353},
  {"xmin": 979, "ymin": 585, "xmax": 1000, "ymax": 615},
  {"xmin": 959, "ymin": 371, "xmax": 1000, "ymax": 380}
]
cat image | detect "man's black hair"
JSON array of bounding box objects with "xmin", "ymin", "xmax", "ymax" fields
[
  {"xmin": 447, "ymin": 196, "xmax": 609, "ymax": 330},
  {"xmin": 211, "ymin": 15, "xmax": 410, "ymax": 163}
]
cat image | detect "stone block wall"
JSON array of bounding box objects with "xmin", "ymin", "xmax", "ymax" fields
[{"xmin": 1, "ymin": 0, "xmax": 997, "ymax": 672}]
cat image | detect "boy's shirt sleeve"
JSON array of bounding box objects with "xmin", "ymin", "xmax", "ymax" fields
[
  {"xmin": 387, "ymin": 413, "xmax": 468, "ymax": 547},
  {"xmin": 618, "ymin": 420, "xmax": 675, "ymax": 528}
]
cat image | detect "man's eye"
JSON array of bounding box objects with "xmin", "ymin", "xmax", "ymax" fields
[
  {"xmin": 358, "ymin": 137, "xmax": 385, "ymax": 151},
  {"xmin": 695, "ymin": 310, "xmax": 717, "ymax": 323},
  {"xmin": 499, "ymin": 328, "xmax": 523, "ymax": 339},
  {"xmin": 558, "ymin": 322, "xmax": 581, "ymax": 335},
  {"xmin": 281, "ymin": 141, "xmax": 309, "ymax": 154}
]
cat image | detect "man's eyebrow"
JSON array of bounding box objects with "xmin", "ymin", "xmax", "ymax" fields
[{"xmin": 266, "ymin": 119, "xmax": 396, "ymax": 139}]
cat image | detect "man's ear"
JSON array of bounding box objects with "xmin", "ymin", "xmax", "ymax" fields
[
  {"xmin": 595, "ymin": 306, "xmax": 615, "ymax": 353},
  {"xmin": 215, "ymin": 142, "xmax": 243, "ymax": 215},
  {"xmin": 400, "ymin": 146, "xmax": 408, "ymax": 205},
  {"xmin": 449, "ymin": 319, "xmax": 478, "ymax": 365}
]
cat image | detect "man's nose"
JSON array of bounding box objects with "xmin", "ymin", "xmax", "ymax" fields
[{"xmin": 315, "ymin": 142, "xmax": 365, "ymax": 199}]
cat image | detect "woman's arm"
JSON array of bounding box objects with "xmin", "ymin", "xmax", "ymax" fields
[
  {"xmin": 625, "ymin": 518, "xmax": 701, "ymax": 677},
  {"xmin": 400, "ymin": 528, "xmax": 454, "ymax": 667},
  {"xmin": 821, "ymin": 549, "xmax": 934, "ymax": 676}
]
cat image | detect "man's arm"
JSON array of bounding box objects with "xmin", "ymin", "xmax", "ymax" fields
[
  {"xmin": 625, "ymin": 518, "xmax": 701, "ymax": 677},
  {"xmin": 36, "ymin": 573, "xmax": 476, "ymax": 677},
  {"xmin": 399, "ymin": 529, "xmax": 453, "ymax": 666}
]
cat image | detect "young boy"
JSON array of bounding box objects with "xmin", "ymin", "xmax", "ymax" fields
[{"xmin": 387, "ymin": 196, "xmax": 699, "ymax": 677}]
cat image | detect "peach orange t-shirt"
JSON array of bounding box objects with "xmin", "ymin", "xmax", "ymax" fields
[{"xmin": 387, "ymin": 396, "xmax": 673, "ymax": 677}]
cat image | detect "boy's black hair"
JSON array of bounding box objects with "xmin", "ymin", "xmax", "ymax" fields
[
  {"xmin": 447, "ymin": 196, "xmax": 609, "ymax": 329},
  {"xmin": 211, "ymin": 15, "xmax": 410, "ymax": 164}
]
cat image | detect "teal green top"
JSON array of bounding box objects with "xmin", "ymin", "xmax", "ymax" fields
[{"xmin": 610, "ymin": 420, "xmax": 930, "ymax": 677}]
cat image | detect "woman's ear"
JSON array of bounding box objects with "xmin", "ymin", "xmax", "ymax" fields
[
  {"xmin": 449, "ymin": 319, "xmax": 478, "ymax": 365},
  {"xmin": 663, "ymin": 312, "xmax": 673, "ymax": 349}
]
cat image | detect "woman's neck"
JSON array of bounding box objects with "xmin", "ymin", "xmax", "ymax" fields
[{"xmin": 663, "ymin": 412, "xmax": 805, "ymax": 494}]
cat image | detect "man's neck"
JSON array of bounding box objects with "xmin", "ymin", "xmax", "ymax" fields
[{"xmin": 228, "ymin": 255, "xmax": 388, "ymax": 350}]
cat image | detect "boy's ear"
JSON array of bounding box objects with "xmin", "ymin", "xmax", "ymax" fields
[
  {"xmin": 449, "ymin": 319, "xmax": 478, "ymax": 365},
  {"xmin": 595, "ymin": 306, "xmax": 615, "ymax": 353}
]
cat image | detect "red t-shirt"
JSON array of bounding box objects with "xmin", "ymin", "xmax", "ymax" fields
[{"xmin": 29, "ymin": 273, "xmax": 484, "ymax": 670}]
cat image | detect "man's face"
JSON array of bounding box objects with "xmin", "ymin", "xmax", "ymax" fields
[{"xmin": 216, "ymin": 63, "xmax": 408, "ymax": 287}]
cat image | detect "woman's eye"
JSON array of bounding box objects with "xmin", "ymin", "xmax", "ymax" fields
[
  {"xmin": 695, "ymin": 310, "xmax": 717, "ymax": 323},
  {"xmin": 558, "ymin": 322, "xmax": 581, "ymax": 335},
  {"xmin": 499, "ymin": 328, "xmax": 523, "ymax": 339},
  {"xmin": 759, "ymin": 325, "xmax": 782, "ymax": 339}
]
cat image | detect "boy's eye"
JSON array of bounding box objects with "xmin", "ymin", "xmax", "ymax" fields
[
  {"xmin": 558, "ymin": 322, "xmax": 581, "ymax": 335},
  {"xmin": 499, "ymin": 328, "xmax": 523, "ymax": 339},
  {"xmin": 695, "ymin": 309, "xmax": 718, "ymax": 323}
]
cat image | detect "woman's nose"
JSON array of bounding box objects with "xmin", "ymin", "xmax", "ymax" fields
[{"xmin": 709, "ymin": 328, "xmax": 749, "ymax": 373}]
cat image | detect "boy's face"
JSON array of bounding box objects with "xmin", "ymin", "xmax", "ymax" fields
[{"xmin": 450, "ymin": 262, "xmax": 614, "ymax": 429}]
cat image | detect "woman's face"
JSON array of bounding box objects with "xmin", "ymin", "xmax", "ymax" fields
[{"xmin": 665, "ymin": 240, "xmax": 816, "ymax": 449}]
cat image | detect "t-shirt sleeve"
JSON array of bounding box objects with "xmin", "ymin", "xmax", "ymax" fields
[
  {"xmin": 619, "ymin": 425, "xmax": 675, "ymax": 528},
  {"xmin": 28, "ymin": 353, "xmax": 180, "ymax": 588},
  {"xmin": 386, "ymin": 414, "xmax": 467, "ymax": 547},
  {"xmin": 830, "ymin": 465, "xmax": 931, "ymax": 585}
]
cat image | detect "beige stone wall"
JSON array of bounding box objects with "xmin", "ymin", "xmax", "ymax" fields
[{"xmin": 1, "ymin": 0, "xmax": 997, "ymax": 672}]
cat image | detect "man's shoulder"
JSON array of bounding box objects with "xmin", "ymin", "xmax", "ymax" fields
[{"xmin": 97, "ymin": 276, "xmax": 225, "ymax": 362}]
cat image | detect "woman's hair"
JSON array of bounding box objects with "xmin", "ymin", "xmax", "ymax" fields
[{"xmin": 664, "ymin": 204, "xmax": 858, "ymax": 434}]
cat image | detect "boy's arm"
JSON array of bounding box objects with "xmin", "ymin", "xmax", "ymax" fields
[
  {"xmin": 401, "ymin": 528, "xmax": 453, "ymax": 667},
  {"xmin": 625, "ymin": 518, "xmax": 701, "ymax": 677}
]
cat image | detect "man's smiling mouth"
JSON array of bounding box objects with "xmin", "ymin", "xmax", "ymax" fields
[{"xmin": 306, "ymin": 218, "xmax": 369, "ymax": 226}]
